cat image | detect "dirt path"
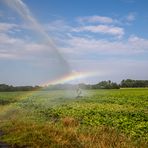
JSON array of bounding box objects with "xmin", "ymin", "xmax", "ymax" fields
[{"xmin": 0, "ymin": 131, "xmax": 10, "ymax": 148}]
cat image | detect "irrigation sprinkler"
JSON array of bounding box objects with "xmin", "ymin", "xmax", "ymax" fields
[{"xmin": 76, "ymin": 86, "xmax": 82, "ymax": 98}]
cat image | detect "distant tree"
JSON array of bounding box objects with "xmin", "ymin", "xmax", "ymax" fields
[
  {"xmin": 0, "ymin": 84, "xmax": 42, "ymax": 92},
  {"xmin": 95, "ymin": 80, "xmax": 119, "ymax": 89},
  {"xmin": 1, "ymin": 79, "xmax": 148, "ymax": 92},
  {"xmin": 120, "ymin": 79, "xmax": 148, "ymax": 88}
]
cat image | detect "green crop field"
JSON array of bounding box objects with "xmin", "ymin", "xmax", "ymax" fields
[{"xmin": 0, "ymin": 89, "xmax": 148, "ymax": 147}]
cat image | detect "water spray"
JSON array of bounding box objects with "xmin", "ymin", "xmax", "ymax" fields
[
  {"xmin": 76, "ymin": 85, "xmax": 82, "ymax": 98},
  {"xmin": 2, "ymin": 0, "xmax": 103, "ymax": 93},
  {"xmin": 2, "ymin": 0, "xmax": 71, "ymax": 81}
]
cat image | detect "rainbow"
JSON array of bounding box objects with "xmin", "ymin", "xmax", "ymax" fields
[
  {"xmin": 19, "ymin": 71, "xmax": 101, "ymax": 99},
  {"xmin": 41, "ymin": 71, "xmax": 101, "ymax": 86}
]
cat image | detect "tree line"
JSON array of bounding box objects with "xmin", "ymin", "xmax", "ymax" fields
[
  {"xmin": 0, "ymin": 79, "xmax": 148, "ymax": 91},
  {"xmin": 0, "ymin": 84, "xmax": 41, "ymax": 92}
]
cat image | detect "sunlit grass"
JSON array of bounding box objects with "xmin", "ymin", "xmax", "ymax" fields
[
  {"xmin": 0, "ymin": 89, "xmax": 148, "ymax": 147},
  {"xmin": 0, "ymin": 119, "xmax": 138, "ymax": 148}
]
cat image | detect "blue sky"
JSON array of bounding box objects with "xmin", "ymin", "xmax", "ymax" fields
[{"xmin": 0, "ymin": 0, "xmax": 148, "ymax": 85}]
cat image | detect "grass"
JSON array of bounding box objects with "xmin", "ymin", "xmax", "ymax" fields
[{"xmin": 0, "ymin": 89, "xmax": 148, "ymax": 147}]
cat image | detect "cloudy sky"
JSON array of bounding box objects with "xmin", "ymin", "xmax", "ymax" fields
[{"xmin": 0, "ymin": 0, "xmax": 148, "ymax": 85}]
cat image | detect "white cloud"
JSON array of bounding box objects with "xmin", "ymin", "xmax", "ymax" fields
[
  {"xmin": 128, "ymin": 35, "xmax": 143, "ymax": 42},
  {"xmin": 126, "ymin": 13, "xmax": 136, "ymax": 22},
  {"xmin": 0, "ymin": 23, "xmax": 147, "ymax": 84},
  {"xmin": 0, "ymin": 52, "xmax": 18, "ymax": 59},
  {"xmin": 46, "ymin": 15, "xmax": 135, "ymax": 39},
  {"xmin": 128, "ymin": 35, "xmax": 148, "ymax": 51},
  {"xmin": 58, "ymin": 35, "xmax": 148, "ymax": 58},
  {"xmin": 69, "ymin": 58, "xmax": 148, "ymax": 83},
  {"xmin": 0, "ymin": 32, "xmax": 51, "ymax": 59},
  {"xmin": 77, "ymin": 15, "xmax": 114, "ymax": 24},
  {"xmin": 0, "ymin": 23, "xmax": 18, "ymax": 33},
  {"xmin": 0, "ymin": 20, "xmax": 147, "ymax": 62},
  {"xmin": 73, "ymin": 25, "xmax": 124, "ymax": 38}
]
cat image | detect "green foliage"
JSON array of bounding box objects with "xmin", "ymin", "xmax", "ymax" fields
[
  {"xmin": 0, "ymin": 89, "xmax": 148, "ymax": 147},
  {"xmin": 121, "ymin": 79, "xmax": 148, "ymax": 88},
  {"xmin": 1, "ymin": 79, "xmax": 148, "ymax": 92},
  {"xmin": 0, "ymin": 84, "xmax": 41, "ymax": 92},
  {"xmin": 0, "ymin": 92, "xmax": 23, "ymax": 105}
]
